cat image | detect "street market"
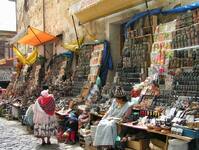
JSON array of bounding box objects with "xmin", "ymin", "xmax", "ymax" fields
[{"xmin": 0, "ymin": 0, "xmax": 199, "ymax": 150}]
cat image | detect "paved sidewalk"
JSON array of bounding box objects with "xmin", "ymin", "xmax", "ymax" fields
[{"xmin": 0, "ymin": 117, "xmax": 84, "ymax": 150}]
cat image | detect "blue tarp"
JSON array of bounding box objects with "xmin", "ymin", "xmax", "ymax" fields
[
  {"xmin": 125, "ymin": 2, "xmax": 199, "ymax": 37},
  {"xmin": 125, "ymin": 8, "xmax": 161, "ymax": 31},
  {"xmin": 60, "ymin": 51, "xmax": 73, "ymax": 58},
  {"xmin": 162, "ymin": 2, "xmax": 199, "ymax": 14}
]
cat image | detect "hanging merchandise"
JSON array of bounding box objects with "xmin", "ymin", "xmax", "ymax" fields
[
  {"xmin": 61, "ymin": 51, "xmax": 73, "ymax": 59},
  {"xmin": 71, "ymin": 43, "xmax": 93, "ymax": 97},
  {"xmin": 13, "ymin": 47, "xmax": 27, "ymax": 65},
  {"xmin": 125, "ymin": 2, "xmax": 199, "ymax": 37},
  {"xmin": 150, "ymin": 20, "xmax": 176, "ymax": 76},
  {"xmin": 88, "ymin": 42, "xmax": 104, "ymax": 83},
  {"xmin": 62, "ymin": 37, "xmax": 84, "ymax": 52},
  {"xmin": 99, "ymin": 40, "xmax": 113, "ymax": 86},
  {"xmin": 13, "ymin": 47, "xmax": 38, "ymax": 65},
  {"xmin": 26, "ymin": 48, "xmax": 39, "ymax": 64},
  {"xmin": 96, "ymin": 76, "xmax": 102, "ymax": 88}
]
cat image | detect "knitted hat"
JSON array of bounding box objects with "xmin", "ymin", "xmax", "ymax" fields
[{"xmin": 113, "ymin": 86, "xmax": 126, "ymax": 98}]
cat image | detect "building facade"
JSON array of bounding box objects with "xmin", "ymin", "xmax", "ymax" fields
[
  {"xmin": 15, "ymin": 0, "xmax": 198, "ymax": 82},
  {"xmin": 0, "ymin": 30, "xmax": 16, "ymax": 87}
]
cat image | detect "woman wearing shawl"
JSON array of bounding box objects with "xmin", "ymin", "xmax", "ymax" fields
[
  {"xmin": 33, "ymin": 89, "xmax": 57, "ymax": 145},
  {"xmin": 93, "ymin": 86, "xmax": 131, "ymax": 149}
]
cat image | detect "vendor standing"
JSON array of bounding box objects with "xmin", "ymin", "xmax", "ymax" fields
[
  {"xmin": 33, "ymin": 89, "xmax": 57, "ymax": 145},
  {"xmin": 93, "ymin": 86, "xmax": 131, "ymax": 149}
]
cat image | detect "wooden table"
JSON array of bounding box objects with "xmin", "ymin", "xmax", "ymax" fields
[
  {"xmin": 121, "ymin": 122, "xmax": 193, "ymax": 150},
  {"xmin": 122, "ymin": 123, "xmax": 192, "ymax": 142}
]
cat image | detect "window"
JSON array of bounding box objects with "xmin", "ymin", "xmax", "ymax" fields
[
  {"xmin": 0, "ymin": 41, "xmax": 5, "ymax": 59},
  {"xmin": 24, "ymin": 0, "xmax": 29, "ymax": 12}
]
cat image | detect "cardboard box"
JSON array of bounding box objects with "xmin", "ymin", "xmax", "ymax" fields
[
  {"xmin": 127, "ymin": 139, "xmax": 149, "ymax": 150},
  {"xmin": 85, "ymin": 145, "xmax": 97, "ymax": 150},
  {"xmin": 151, "ymin": 139, "xmax": 166, "ymax": 149}
]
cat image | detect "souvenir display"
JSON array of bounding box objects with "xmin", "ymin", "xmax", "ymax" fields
[
  {"xmin": 111, "ymin": 9, "xmax": 199, "ymax": 150},
  {"xmin": 71, "ymin": 44, "xmax": 93, "ymax": 97},
  {"xmin": 3, "ymin": 3, "xmax": 199, "ymax": 150},
  {"xmin": 88, "ymin": 43, "xmax": 104, "ymax": 83},
  {"xmin": 151, "ymin": 20, "xmax": 176, "ymax": 69}
]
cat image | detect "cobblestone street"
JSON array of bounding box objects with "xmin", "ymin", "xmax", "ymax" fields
[{"xmin": 0, "ymin": 117, "xmax": 83, "ymax": 150}]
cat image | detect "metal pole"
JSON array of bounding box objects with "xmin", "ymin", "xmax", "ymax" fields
[
  {"xmin": 72, "ymin": 15, "xmax": 80, "ymax": 49},
  {"xmin": 29, "ymin": 26, "xmax": 42, "ymax": 44},
  {"xmin": 43, "ymin": 0, "xmax": 46, "ymax": 59}
]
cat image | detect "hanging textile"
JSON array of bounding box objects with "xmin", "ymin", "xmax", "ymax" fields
[
  {"xmin": 13, "ymin": 47, "xmax": 38, "ymax": 65},
  {"xmin": 60, "ymin": 51, "xmax": 74, "ymax": 59},
  {"xmin": 99, "ymin": 40, "xmax": 113, "ymax": 86},
  {"xmin": 62, "ymin": 37, "xmax": 84, "ymax": 52}
]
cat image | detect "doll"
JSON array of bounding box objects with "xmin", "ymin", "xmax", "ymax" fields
[{"xmin": 78, "ymin": 107, "xmax": 90, "ymax": 129}]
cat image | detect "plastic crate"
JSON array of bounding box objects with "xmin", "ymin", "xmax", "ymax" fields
[{"xmin": 183, "ymin": 128, "xmax": 199, "ymax": 138}]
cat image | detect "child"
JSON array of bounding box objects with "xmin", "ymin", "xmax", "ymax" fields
[
  {"xmin": 78, "ymin": 107, "xmax": 90, "ymax": 129},
  {"xmin": 64, "ymin": 112, "xmax": 78, "ymax": 145}
]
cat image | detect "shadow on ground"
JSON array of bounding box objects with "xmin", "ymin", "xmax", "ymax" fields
[{"xmin": 35, "ymin": 144, "xmax": 60, "ymax": 150}]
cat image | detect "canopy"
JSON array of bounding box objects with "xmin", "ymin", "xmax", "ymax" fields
[
  {"xmin": 72, "ymin": 0, "xmax": 149, "ymax": 24},
  {"xmin": 10, "ymin": 26, "xmax": 56, "ymax": 46}
]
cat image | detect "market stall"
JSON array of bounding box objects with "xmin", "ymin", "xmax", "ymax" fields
[
  {"xmin": 1, "ymin": 26, "xmax": 57, "ymax": 120},
  {"xmin": 76, "ymin": 3, "xmax": 199, "ymax": 150}
]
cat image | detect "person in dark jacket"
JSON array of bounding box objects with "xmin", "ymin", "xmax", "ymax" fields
[{"xmin": 64, "ymin": 112, "xmax": 78, "ymax": 145}]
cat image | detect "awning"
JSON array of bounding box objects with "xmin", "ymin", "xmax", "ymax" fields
[
  {"xmin": 72, "ymin": 0, "xmax": 149, "ymax": 24},
  {"xmin": 10, "ymin": 26, "xmax": 56, "ymax": 46}
]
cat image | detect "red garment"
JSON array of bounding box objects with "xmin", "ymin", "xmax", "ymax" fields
[
  {"xmin": 38, "ymin": 95, "xmax": 55, "ymax": 116},
  {"xmin": 65, "ymin": 131, "xmax": 76, "ymax": 143}
]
